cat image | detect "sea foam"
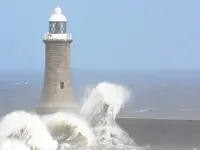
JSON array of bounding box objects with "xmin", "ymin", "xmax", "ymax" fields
[
  {"xmin": 0, "ymin": 111, "xmax": 58, "ymax": 150},
  {"xmin": 0, "ymin": 81, "xmax": 148, "ymax": 150},
  {"xmin": 80, "ymin": 82, "xmax": 139, "ymax": 149},
  {"xmin": 41, "ymin": 112, "xmax": 96, "ymax": 147},
  {"xmin": 0, "ymin": 139, "xmax": 30, "ymax": 150}
]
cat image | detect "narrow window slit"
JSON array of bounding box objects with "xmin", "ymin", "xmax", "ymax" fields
[{"xmin": 60, "ymin": 82, "xmax": 64, "ymax": 89}]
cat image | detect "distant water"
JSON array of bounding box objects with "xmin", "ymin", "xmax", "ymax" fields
[{"xmin": 0, "ymin": 70, "xmax": 200, "ymax": 119}]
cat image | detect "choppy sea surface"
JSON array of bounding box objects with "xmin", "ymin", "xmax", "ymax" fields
[
  {"xmin": 0, "ymin": 77, "xmax": 146, "ymax": 150},
  {"xmin": 0, "ymin": 70, "xmax": 199, "ymax": 119},
  {"xmin": 0, "ymin": 70, "xmax": 199, "ymax": 150}
]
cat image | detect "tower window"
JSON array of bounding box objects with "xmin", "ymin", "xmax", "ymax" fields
[{"xmin": 60, "ymin": 82, "xmax": 64, "ymax": 89}]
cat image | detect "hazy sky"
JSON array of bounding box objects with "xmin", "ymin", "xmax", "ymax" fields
[{"xmin": 0, "ymin": 0, "xmax": 200, "ymax": 70}]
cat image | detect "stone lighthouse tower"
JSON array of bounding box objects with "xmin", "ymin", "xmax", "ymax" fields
[{"xmin": 37, "ymin": 6, "xmax": 78, "ymax": 114}]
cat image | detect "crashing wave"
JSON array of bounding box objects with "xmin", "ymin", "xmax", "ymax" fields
[
  {"xmin": 81, "ymin": 82, "xmax": 130, "ymax": 123},
  {"xmin": 80, "ymin": 82, "xmax": 143, "ymax": 149},
  {"xmin": 0, "ymin": 82, "xmax": 150, "ymax": 150},
  {"xmin": 0, "ymin": 139, "xmax": 31, "ymax": 150},
  {"xmin": 41, "ymin": 112, "xmax": 96, "ymax": 147},
  {"xmin": 91, "ymin": 103, "xmax": 136, "ymax": 149},
  {"xmin": 0, "ymin": 111, "xmax": 58, "ymax": 150}
]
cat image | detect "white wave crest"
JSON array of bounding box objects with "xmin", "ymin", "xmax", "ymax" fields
[
  {"xmin": 80, "ymin": 82, "xmax": 138, "ymax": 149},
  {"xmin": 0, "ymin": 139, "xmax": 30, "ymax": 150},
  {"xmin": 0, "ymin": 111, "xmax": 58, "ymax": 150},
  {"xmin": 81, "ymin": 81, "xmax": 131, "ymax": 123},
  {"xmin": 0, "ymin": 82, "xmax": 148, "ymax": 150},
  {"xmin": 41, "ymin": 112, "xmax": 96, "ymax": 147}
]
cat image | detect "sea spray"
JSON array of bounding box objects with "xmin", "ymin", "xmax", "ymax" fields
[
  {"xmin": 80, "ymin": 82, "xmax": 144, "ymax": 149},
  {"xmin": 0, "ymin": 111, "xmax": 58, "ymax": 150},
  {"xmin": 41, "ymin": 112, "xmax": 96, "ymax": 147},
  {"xmin": 80, "ymin": 81, "xmax": 131, "ymax": 125},
  {"xmin": 81, "ymin": 82, "xmax": 131, "ymax": 122},
  {"xmin": 0, "ymin": 81, "xmax": 149, "ymax": 150},
  {"xmin": 0, "ymin": 139, "xmax": 30, "ymax": 150}
]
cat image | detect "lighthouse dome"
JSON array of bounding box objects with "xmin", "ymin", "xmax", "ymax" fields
[{"xmin": 49, "ymin": 6, "xmax": 67, "ymax": 22}]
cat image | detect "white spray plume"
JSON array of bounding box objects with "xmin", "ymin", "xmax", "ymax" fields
[
  {"xmin": 0, "ymin": 111, "xmax": 58, "ymax": 150},
  {"xmin": 81, "ymin": 81, "xmax": 131, "ymax": 122},
  {"xmin": 0, "ymin": 139, "xmax": 30, "ymax": 150},
  {"xmin": 41, "ymin": 112, "xmax": 96, "ymax": 147}
]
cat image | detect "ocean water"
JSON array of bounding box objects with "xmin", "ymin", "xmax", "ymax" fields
[
  {"xmin": 0, "ymin": 80, "xmax": 147, "ymax": 150},
  {"xmin": 0, "ymin": 70, "xmax": 200, "ymax": 119},
  {"xmin": 0, "ymin": 70, "xmax": 199, "ymax": 150}
]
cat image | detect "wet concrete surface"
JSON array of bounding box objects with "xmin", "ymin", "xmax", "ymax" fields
[{"xmin": 116, "ymin": 118, "xmax": 200, "ymax": 150}]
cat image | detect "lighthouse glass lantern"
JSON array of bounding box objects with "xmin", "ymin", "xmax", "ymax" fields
[
  {"xmin": 48, "ymin": 7, "xmax": 67, "ymax": 34},
  {"xmin": 49, "ymin": 22, "xmax": 66, "ymax": 34}
]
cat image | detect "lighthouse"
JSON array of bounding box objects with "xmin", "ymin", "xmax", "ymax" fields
[{"xmin": 37, "ymin": 6, "xmax": 78, "ymax": 114}]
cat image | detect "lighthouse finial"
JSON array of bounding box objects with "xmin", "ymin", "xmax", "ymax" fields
[{"xmin": 57, "ymin": 0, "xmax": 60, "ymax": 7}]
